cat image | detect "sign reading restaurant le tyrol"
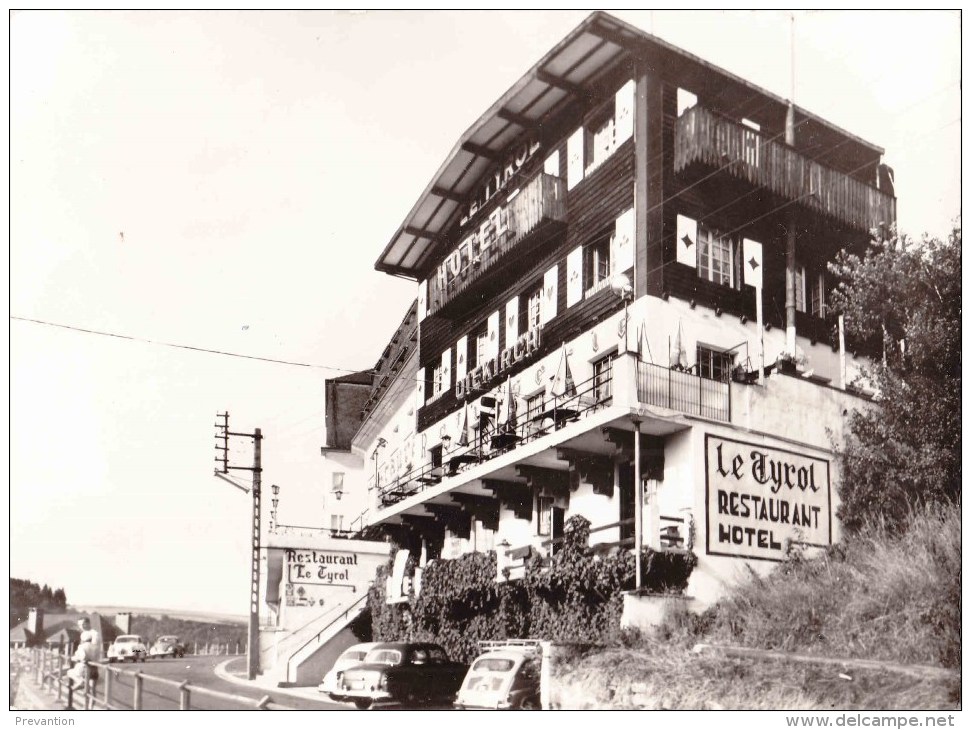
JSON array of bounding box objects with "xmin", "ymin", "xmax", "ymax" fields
[
  {"xmin": 286, "ymin": 548, "xmax": 366, "ymax": 590},
  {"xmin": 455, "ymin": 327, "xmax": 541, "ymax": 399},
  {"xmin": 705, "ymin": 435, "xmax": 831, "ymax": 561}
]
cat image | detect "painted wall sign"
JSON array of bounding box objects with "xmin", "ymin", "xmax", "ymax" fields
[
  {"xmin": 286, "ymin": 549, "xmax": 365, "ymax": 590},
  {"xmin": 705, "ymin": 435, "xmax": 831, "ymax": 561},
  {"xmin": 459, "ymin": 138, "xmax": 541, "ymax": 226},
  {"xmin": 455, "ymin": 327, "xmax": 541, "ymax": 399},
  {"xmin": 430, "ymin": 171, "xmax": 566, "ymax": 314}
]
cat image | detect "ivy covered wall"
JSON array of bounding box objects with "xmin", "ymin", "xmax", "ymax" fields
[{"xmin": 368, "ymin": 516, "xmax": 697, "ymax": 662}]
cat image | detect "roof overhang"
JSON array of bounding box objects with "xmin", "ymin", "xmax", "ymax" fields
[{"xmin": 375, "ymin": 11, "xmax": 885, "ymax": 280}]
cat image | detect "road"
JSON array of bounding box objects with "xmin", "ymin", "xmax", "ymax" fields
[{"xmin": 89, "ymin": 655, "xmax": 349, "ymax": 710}]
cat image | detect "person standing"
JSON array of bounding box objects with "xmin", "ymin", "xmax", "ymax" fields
[{"xmin": 69, "ymin": 617, "xmax": 102, "ymax": 691}]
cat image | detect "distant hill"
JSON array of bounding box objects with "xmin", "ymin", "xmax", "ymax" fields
[{"xmin": 73, "ymin": 605, "xmax": 247, "ymax": 625}]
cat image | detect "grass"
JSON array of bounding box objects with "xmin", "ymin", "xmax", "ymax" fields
[{"xmin": 552, "ymin": 504, "xmax": 960, "ymax": 710}]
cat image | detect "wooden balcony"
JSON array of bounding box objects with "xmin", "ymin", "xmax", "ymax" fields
[
  {"xmin": 428, "ymin": 172, "xmax": 567, "ymax": 316},
  {"xmin": 674, "ymin": 106, "xmax": 895, "ymax": 233}
]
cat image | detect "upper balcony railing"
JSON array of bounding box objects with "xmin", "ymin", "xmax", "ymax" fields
[
  {"xmin": 674, "ymin": 106, "xmax": 895, "ymax": 233},
  {"xmin": 636, "ymin": 361, "xmax": 730, "ymax": 422}
]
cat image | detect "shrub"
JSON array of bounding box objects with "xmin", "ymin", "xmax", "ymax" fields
[{"xmin": 366, "ymin": 514, "xmax": 698, "ymax": 662}]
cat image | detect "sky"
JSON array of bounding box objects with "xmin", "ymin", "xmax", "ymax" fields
[{"xmin": 9, "ymin": 10, "xmax": 961, "ymax": 616}]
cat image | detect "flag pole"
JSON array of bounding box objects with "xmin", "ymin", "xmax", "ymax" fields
[{"xmin": 757, "ymin": 285, "xmax": 765, "ymax": 386}]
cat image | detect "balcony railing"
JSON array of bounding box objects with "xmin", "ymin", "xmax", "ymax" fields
[
  {"xmin": 636, "ymin": 361, "xmax": 730, "ymax": 422},
  {"xmin": 348, "ymin": 369, "xmax": 613, "ymax": 531},
  {"xmin": 674, "ymin": 105, "xmax": 895, "ymax": 233},
  {"xmin": 427, "ymin": 172, "xmax": 567, "ymax": 315}
]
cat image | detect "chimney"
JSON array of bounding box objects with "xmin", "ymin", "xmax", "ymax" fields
[
  {"xmin": 115, "ymin": 612, "xmax": 132, "ymax": 635},
  {"xmin": 27, "ymin": 607, "xmax": 44, "ymax": 637}
]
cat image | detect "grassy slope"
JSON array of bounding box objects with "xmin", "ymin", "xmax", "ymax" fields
[{"xmin": 552, "ymin": 505, "xmax": 960, "ymax": 710}]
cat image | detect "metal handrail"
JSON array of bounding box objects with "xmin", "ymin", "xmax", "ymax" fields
[{"xmin": 361, "ymin": 367, "xmax": 613, "ymax": 517}]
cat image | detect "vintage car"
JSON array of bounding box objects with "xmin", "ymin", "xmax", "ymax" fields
[
  {"xmin": 149, "ymin": 635, "xmax": 186, "ymax": 659},
  {"xmin": 106, "ymin": 635, "xmax": 148, "ymax": 663},
  {"xmin": 318, "ymin": 642, "xmax": 380, "ymax": 701},
  {"xmin": 337, "ymin": 642, "xmax": 469, "ymax": 709},
  {"xmin": 454, "ymin": 642, "xmax": 541, "ymax": 710}
]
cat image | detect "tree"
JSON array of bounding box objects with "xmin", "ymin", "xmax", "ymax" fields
[{"xmin": 828, "ymin": 224, "xmax": 961, "ymax": 531}]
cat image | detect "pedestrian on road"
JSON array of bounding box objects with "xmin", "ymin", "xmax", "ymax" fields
[{"xmin": 68, "ymin": 617, "xmax": 102, "ymax": 692}]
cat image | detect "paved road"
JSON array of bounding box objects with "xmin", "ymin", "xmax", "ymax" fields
[{"xmin": 91, "ymin": 655, "xmax": 348, "ymax": 710}]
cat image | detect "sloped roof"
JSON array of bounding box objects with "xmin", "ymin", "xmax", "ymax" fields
[
  {"xmin": 375, "ymin": 11, "xmax": 884, "ymax": 280},
  {"xmin": 9, "ymin": 611, "xmax": 120, "ymax": 646}
]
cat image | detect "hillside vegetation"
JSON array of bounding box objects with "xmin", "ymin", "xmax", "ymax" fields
[
  {"xmin": 10, "ymin": 578, "xmax": 67, "ymax": 628},
  {"xmin": 130, "ymin": 614, "xmax": 246, "ymax": 650},
  {"xmin": 553, "ymin": 504, "xmax": 960, "ymax": 710}
]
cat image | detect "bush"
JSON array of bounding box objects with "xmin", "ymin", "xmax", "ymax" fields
[{"xmin": 367, "ymin": 514, "xmax": 698, "ymax": 662}]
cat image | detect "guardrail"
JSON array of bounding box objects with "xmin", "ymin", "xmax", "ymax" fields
[
  {"xmin": 16, "ymin": 646, "xmax": 295, "ymax": 710},
  {"xmin": 349, "ymin": 368, "xmax": 614, "ymax": 533}
]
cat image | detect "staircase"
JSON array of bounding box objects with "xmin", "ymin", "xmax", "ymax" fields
[{"xmin": 263, "ymin": 595, "xmax": 368, "ymax": 686}]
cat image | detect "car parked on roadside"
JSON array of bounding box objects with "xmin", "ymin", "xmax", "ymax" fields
[
  {"xmin": 107, "ymin": 635, "xmax": 148, "ymax": 663},
  {"xmin": 454, "ymin": 641, "xmax": 541, "ymax": 710},
  {"xmin": 149, "ymin": 635, "xmax": 186, "ymax": 659},
  {"xmin": 319, "ymin": 642, "xmax": 380, "ymax": 702},
  {"xmin": 337, "ymin": 642, "xmax": 468, "ymax": 709}
]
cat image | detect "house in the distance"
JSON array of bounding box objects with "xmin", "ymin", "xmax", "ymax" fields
[{"xmin": 9, "ymin": 607, "xmax": 131, "ymax": 652}]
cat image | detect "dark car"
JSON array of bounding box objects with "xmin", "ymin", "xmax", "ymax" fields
[
  {"xmin": 149, "ymin": 635, "xmax": 186, "ymax": 659},
  {"xmin": 337, "ymin": 642, "xmax": 469, "ymax": 709}
]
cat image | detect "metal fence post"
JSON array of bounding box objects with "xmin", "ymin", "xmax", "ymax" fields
[
  {"xmin": 82, "ymin": 665, "xmax": 90, "ymax": 710},
  {"xmin": 104, "ymin": 667, "xmax": 112, "ymax": 708},
  {"xmin": 56, "ymin": 653, "xmax": 64, "ymax": 701},
  {"xmin": 133, "ymin": 672, "xmax": 143, "ymax": 710},
  {"xmin": 179, "ymin": 681, "xmax": 190, "ymax": 710},
  {"xmin": 66, "ymin": 680, "xmax": 74, "ymax": 711}
]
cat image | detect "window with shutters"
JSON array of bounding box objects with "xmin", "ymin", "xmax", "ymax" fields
[
  {"xmin": 697, "ymin": 225, "xmax": 741, "ymax": 289},
  {"xmin": 810, "ymin": 273, "xmax": 827, "ymax": 318},
  {"xmin": 473, "ymin": 324, "xmax": 489, "ymax": 368},
  {"xmin": 525, "ymin": 282, "xmax": 543, "ymax": 333},
  {"xmin": 795, "ymin": 264, "xmax": 807, "ymax": 313},
  {"xmin": 584, "ymin": 236, "xmax": 611, "ymax": 296},
  {"xmin": 430, "ymin": 363, "xmax": 443, "ymax": 399},
  {"xmin": 593, "ymin": 355, "xmax": 613, "ymax": 402}
]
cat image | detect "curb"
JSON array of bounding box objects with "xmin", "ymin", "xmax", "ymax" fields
[{"xmin": 213, "ymin": 659, "xmax": 338, "ymax": 705}]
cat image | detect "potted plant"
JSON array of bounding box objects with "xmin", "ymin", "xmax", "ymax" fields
[{"xmin": 774, "ymin": 352, "xmax": 799, "ymax": 374}]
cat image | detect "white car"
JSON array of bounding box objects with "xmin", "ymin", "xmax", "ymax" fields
[
  {"xmin": 107, "ymin": 635, "xmax": 148, "ymax": 663},
  {"xmin": 318, "ymin": 642, "xmax": 380, "ymax": 702}
]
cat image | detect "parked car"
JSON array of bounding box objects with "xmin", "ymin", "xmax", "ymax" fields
[
  {"xmin": 318, "ymin": 642, "xmax": 380, "ymax": 701},
  {"xmin": 107, "ymin": 635, "xmax": 148, "ymax": 663},
  {"xmin": 337, "ymin": 642, "xmax": 469, "ymax": 709},
  {"xmin": 149, "ymin": 635, "xmax": 186, "ymax": 659},
  {"xmin": 454, "ymin": 642, "xmax": 541, "ymax": 710}
]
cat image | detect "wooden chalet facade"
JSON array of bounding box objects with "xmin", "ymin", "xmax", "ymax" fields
[{"xmin": 331, "ymin": 12, "xmax": 894, "ymax": 609}]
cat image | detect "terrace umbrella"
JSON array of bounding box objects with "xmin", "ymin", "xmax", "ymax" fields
[
  {"xmin": 457, "ymin": 402, "xmax": 470, "ymax": 447},
  {"xmin": 550, "ymin": 343, "xmax": 577, "ymax": 398},
  {"xmin": 504, "ymin": 376, "xmax": 518, "ymax": 431},
  {"xmin": 638, "ymin": 320, "xmax": 653, "ymax": 363},
  {"xmin": 670, "ymin": 321, "xmax": 688, "ymax": 370}
]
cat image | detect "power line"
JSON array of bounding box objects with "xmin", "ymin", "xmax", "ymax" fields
[{"xmin": 10, "ymin": 315, "xmax": 362, "ymax": 373}]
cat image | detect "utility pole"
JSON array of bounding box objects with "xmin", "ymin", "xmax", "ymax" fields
[{"xmin": 214, "ymin": 412, "xmax": 263, "ymax": 681}]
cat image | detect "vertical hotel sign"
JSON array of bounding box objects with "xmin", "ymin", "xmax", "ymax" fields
[{"xmin": 705, "ymin": 435, "xmax": 831, "ymax": 561}]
